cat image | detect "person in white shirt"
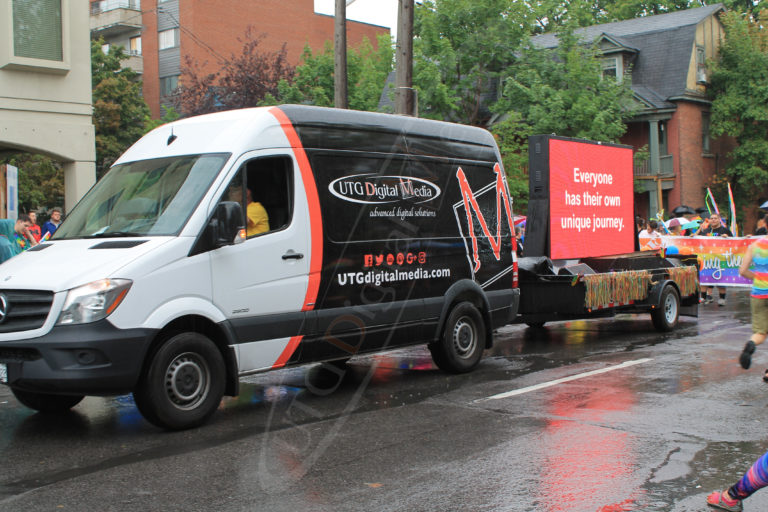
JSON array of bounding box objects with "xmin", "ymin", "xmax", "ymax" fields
[{"xmin": 638, "ymin": 220, "xmax": 663, "ymax": 251}]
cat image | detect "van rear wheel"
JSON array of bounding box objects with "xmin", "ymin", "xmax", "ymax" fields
[
  {"xmin": 11, "ymin": 388, "xmax": 84, "ymax": 413},
  {"xmin": 133, "ymin": 332, "xmax": 225, "ymax": 430},
  {"xmin": 429, "ymin": 301, "xmax": 486, "ymax": 374}
]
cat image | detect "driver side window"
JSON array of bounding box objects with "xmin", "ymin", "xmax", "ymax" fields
[{"xmin": 223, "ymin": 156, "xmax": 293, "ymax": 239}]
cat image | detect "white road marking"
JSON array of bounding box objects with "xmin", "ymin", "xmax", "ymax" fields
[{"xmin": 476, "ymin": 358, "xmax": 653, "ymax": 402}]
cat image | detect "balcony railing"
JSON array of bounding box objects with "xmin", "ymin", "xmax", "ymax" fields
[
  {"xmin": 633, "ymin": 154, "xmax": 674, "ymax": 177},
  {"xmin": 91, "ymin": 0, "xmax": 140, "ymax": 15},
  {"xmin": 90, "ymin": 1, "xmax": 142, "ymax": 37}
]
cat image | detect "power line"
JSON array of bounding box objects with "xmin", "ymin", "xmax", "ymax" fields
[{"xmin": 157, "ymin": 6, "xmax": 227, "ymax": 63}]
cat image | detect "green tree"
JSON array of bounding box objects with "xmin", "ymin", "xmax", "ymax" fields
[
  {"xmin": 492, "ymin": 28, "xmax": 636, "ymax": 208},
  {"xmin": 276, "ymin": 34, "xmax": 393, "ymax": 112},
  {"xmin": 92, "ymin": 38, "xmax": 151, "ymax": 178},
  {"xmin": 495, "ymin": 28, "xmax": 635, "ymax": 142},
  {"xmin": 708, "ymin": 9, "xmax": 768, "ymax": 203},
  {"xmin": 413, "ymin": 0, "xmax": 532, "ymax": 125},
  {"xmin": 491, "ymin": 113, "xmax": 532, "ymax": 214},
  {"xmin": 2, "ymin": 154, "xmax": 64, "ymax": 215}
]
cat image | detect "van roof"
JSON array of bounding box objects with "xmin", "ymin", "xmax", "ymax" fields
[
  {"xmin": 278, "ymin": 105, "xmax": 499, "ymax": 161},
  {"xmin": 117, "ymin": 105, "xmax": 500, "ymax": 166}
]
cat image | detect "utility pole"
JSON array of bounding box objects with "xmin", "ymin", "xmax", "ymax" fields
[
  {"xmin": 334, "ymin": 0, "xmax": 348, "ymax": 109},
  {"xmin": 395, "ymin": 0, "xmax": 414, "ymax": 116}
]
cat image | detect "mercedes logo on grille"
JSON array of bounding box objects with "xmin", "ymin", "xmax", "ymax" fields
[{"xmin": 0, "ymin": 294, "xmax": 7, "ymax": 324}]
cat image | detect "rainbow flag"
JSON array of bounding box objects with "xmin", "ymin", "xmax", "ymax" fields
[
  {"xmin": 727, "ymin": 182, "xmax": 738, "ymax": 236},
  {"xmin": 706, "ymin": 188, "xmax": 720, "ymax": 217}
]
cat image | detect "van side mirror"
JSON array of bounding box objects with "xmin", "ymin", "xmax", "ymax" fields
[{"xmin": 212, "ymin": 201, "xmax": 245, "ymax": 247}]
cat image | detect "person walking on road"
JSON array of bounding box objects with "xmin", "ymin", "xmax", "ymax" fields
[
  {"xmin": 708, "ymin": 236, "xmax": 768, "ymax": 510},
  {"xmin": 737, "ymin": 235, "xmax": 768, "ymax": 375},
  {"xmin": 706, "ymin": 450, "xmax": 768, "ymax": 510}
]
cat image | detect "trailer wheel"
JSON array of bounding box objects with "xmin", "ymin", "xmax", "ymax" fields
[
  {"xmin": 429, "ymin": 301, "xmax": 486, "ymax": 374},
  {"xmin": 11, "ymin": 388, "xmax": 84, "ymax": 413},
  {"xmin": 651, "ymin": 285, "xmax": 680, "ymax": 332},
  {"xmin": 133, "ymin": 332, "xmax": 225, "ymax": 430}
]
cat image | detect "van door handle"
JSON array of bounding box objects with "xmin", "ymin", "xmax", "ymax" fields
[{"xmin": 282, "ymin": 251, "xmax": 304, "ymax": 260}]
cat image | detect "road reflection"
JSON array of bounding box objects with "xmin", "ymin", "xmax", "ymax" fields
[{"xmin": 537, "ymin": 369, "xmax": 643, "ymax": 511}]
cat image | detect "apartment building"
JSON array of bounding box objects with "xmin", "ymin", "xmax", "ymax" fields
[
  {"xmin": 90, "ymin": 0, "xmax": 389, "ymax": 118},
  {"xmin": 1, "ymin": 0, "xmax": 96, "ymax": 212}
]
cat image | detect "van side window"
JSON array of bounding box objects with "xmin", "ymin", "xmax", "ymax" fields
[{"xmin": 243, "ymin": 156, "xmax": 293, "ymax": 237}]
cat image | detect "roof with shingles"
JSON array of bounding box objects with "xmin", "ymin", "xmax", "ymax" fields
[{"xmin": 531, "ymin": 4, "xmax": 725, "ymax": 110}]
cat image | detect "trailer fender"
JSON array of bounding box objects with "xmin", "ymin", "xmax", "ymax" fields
[
  {"xmin": 648, "ymin": 279, "xmax": 679, "ymax": 307},
  {"xmin": 434, "ymin": 280, "xmax": 494, "ymax": 348}
]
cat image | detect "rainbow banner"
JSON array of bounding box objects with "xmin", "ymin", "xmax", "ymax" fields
[{"xmin": 640, "ymin": 236, "xmax": 758, "ymax": 287}]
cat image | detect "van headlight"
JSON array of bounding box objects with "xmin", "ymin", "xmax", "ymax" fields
[{"xmin": 56, "ymin": 279, "xmax": 132, "ymax": 325}]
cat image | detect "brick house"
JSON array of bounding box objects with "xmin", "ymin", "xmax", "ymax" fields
[
  {"xmin": 90, "ymin": 0, "xmax": 389, "ymax": 118},
  {"xmin": 532, "ymin": 4, "xmax": 737, "ymax": 224}
]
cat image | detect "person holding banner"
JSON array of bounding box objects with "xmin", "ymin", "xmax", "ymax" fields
[
  {"xmin": 697, "ymin": 213, "xmax": 733, "ymax": 305},
  {"xmin": 638, "ymin": 220, "xmax": 662, "ymax": 251},
  {"xmin": 755, "ymin": 214, "xmax": 767, "ymax": 236}
]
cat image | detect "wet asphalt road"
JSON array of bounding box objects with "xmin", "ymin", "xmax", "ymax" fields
[{"xmin": 1, "ymin": 289, "xmax": 768, "ymax": 512}]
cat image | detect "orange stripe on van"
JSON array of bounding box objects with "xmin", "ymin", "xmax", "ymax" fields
[
  {"xmin": 272, "ymin": 335, "xmax": 303, "ymax": 369},
  {"xmin": 268, "ymin": 106, "xmax": 324, "ymax": 368}
]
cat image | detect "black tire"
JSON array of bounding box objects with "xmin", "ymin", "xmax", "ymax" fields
[
  {"xmin": 526, "ymin": 322, "xmax": 546, "ymax": 329},
  {"xmin": 11, "ymin": 388, "xmax": 84, "ymax": 413},
  {"xmin": 429, "ymin": 301, "xmax": 486, "ymax": 374},
  {"xmin": 133, "ymin": 332, "xmax": 225, "ymax": 430},
  {"xmin": 651, "ymin": 285, "xmax": 680, "ymax": 332}
]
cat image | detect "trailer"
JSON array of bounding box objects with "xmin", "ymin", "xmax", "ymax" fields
[{"xmin": 514, "ymin": 135, "xmax": 699, "ymax": 330}]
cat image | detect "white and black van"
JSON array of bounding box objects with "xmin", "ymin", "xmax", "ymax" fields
[{"xmin": 0, "ymin": 105, "xmax": 520, "ymax": 429}]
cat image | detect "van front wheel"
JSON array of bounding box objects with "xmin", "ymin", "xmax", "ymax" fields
[
  {"xmin": 133, "ymin": 332, "xmax": 225, "ymax": 430},
  {"xmin": 429, "ymin": 302, "xmax": 486, "ymax": 374}
]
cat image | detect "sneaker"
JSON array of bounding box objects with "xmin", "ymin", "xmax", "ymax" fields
[
  {"xmin": 705, "ymin": 296, "xmax": 714, "ymax": 304},
  {"xmin": 718, "ymin": 298, "xmax": 726, "ymax": 307},
  {"xmin": 740, "ymin": 340, "xmax": 756, "ymax": 370},
  {"xmin": 706, "ymin": 490, "xmax": 743, "ymax": 511}
]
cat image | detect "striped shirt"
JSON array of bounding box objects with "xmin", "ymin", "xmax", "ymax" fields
[{"xmin": 751, "ymin": 238, "xmax": 768, "ymax": 299}]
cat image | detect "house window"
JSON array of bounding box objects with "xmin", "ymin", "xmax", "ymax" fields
[
  {"xmin": 659, "ymin": 121, "xmax": 668, "ymax": 155},
  {"xmin": 158, "ymin": 28, "xmax": 179, "ymax": 50},
  {"xmin": 601, "ymin": 56, "xmax": 623, "ymax": 83},
  {"xmin": 12, "ymin": 0, "xmax": 63, "ymax": 61},
  {"xmin": 101, "ymin": 43, "xmax": 110, "ymax": 55},
  {"xmin": 696, "ymin": 45, "xmax": 707, "ymax": 83},
  {"xmin": 160, "ymin": 75, "xmax": 178, "ymax": 96},
  {"xmin": 129, "ymin": 36, "xmax": 141, "ymax": 56},
  {"xmin": 702, "ymin": 111, "xmax": 711, "ymax": 153}
]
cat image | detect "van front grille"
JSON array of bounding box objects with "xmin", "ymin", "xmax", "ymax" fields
[{"xmin": 0, "ymin": 290, "xmax": 54, "ymax": 333}]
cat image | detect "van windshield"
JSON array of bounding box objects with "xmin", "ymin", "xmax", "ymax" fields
[{"xmin": 54, "ymin": 153, "xmax": 230, "ymax": 239}]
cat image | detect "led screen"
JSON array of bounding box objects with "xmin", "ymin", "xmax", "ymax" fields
[{"xmin": 548, "ymin": 138, "xmax": 634, "ymax": 259}]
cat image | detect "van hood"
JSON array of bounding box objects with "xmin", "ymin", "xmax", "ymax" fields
[{"xmin": 0, "ymin": 238, "xmax": 176, "ymax": 293}]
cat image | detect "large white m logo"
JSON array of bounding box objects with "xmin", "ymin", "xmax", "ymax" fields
[{"xmin": 455, "ymin": 163, "xmax": 515, "ymax": 273}]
